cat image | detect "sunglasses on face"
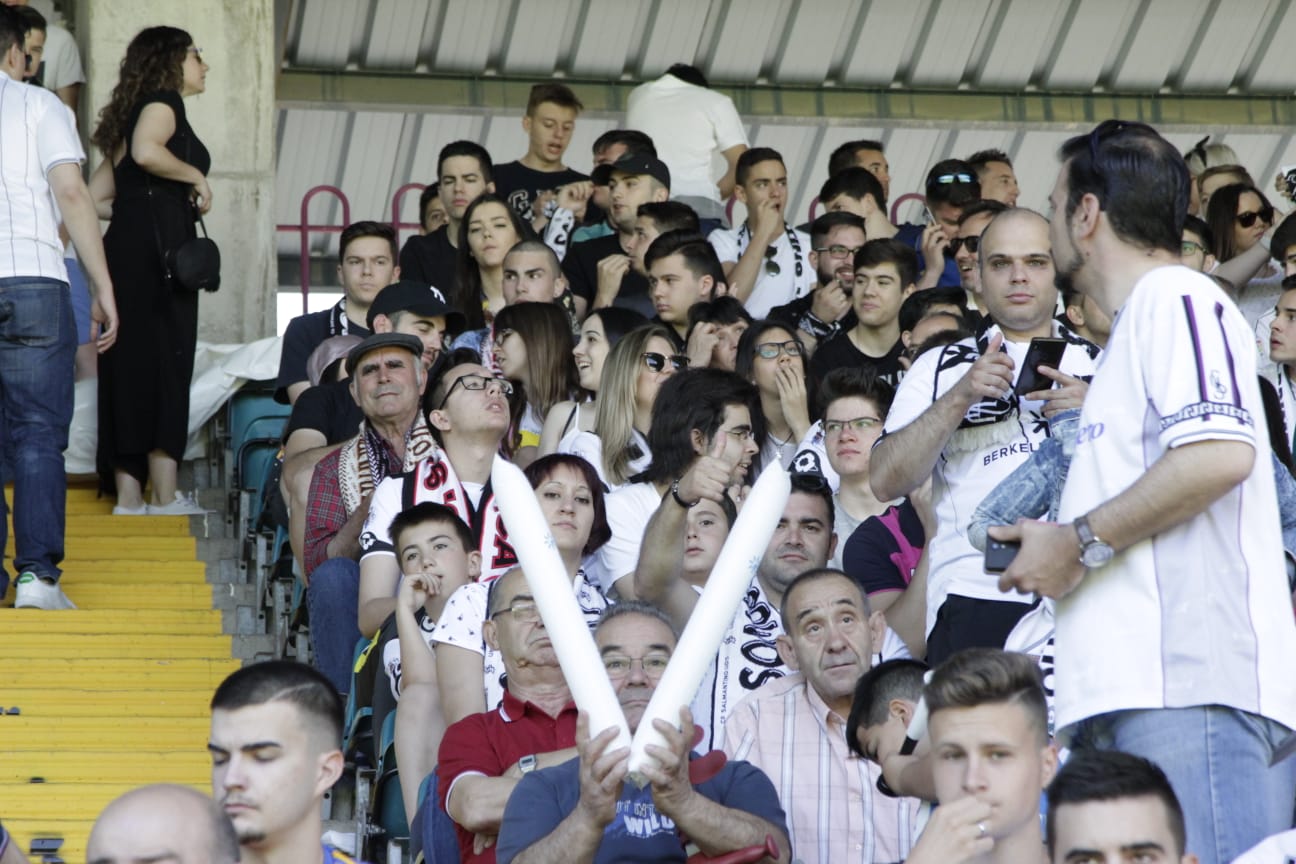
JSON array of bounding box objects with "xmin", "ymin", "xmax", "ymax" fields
[
  {"xmin": 1236, "ymin": 206, "xmax": 1274, "ymax": 229},
  {"xmin": 945, "ymin": 236, "xmax": 981, "ymax": 256},
  {"xmin": 764, "ymin": 245, "xmax": 781, "ymax": 276},
  {"xmin": 642, "ymin": 352, "xmax": 689, "ymax": 373},
  {"xmin": 438, "ymin": 373, "xmax": 513, "ymax": 408},
  {"xmin": 754, "ymin": 340, "xmax": 804, "ymax": 360}
]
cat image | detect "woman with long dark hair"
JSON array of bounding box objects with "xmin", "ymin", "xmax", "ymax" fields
[{"xmin": 90, "ymin": 26, "xmax": 210, "ymax": 515}]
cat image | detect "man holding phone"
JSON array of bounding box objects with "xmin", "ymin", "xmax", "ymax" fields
[{"xmin": 870, "ymin": 208, "xmax": 1101, "ymax": 665}]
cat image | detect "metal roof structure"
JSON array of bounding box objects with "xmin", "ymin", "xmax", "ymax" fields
[{"xmin": 274, "ymin": 0, "xmax": 1296, "ymax": 265}]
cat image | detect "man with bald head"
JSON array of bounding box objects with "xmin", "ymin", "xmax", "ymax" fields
[
  {"xmin": 870, "ymin": 208, "xmax": 1101, "ymax": 663},
  {"xmin": 87, "ymin": 784, "xmax": 239, "ymax": 864}
]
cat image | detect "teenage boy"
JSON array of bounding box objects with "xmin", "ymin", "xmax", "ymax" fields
[
  {"xmin": 400, "ymin": 141, "xmax": 495, "ymax": 298},
  {"xmin": 492, "ymin": 84, "xmax": 590, "ymax": 233},
  {"xmin": 899, "ymin": 160, "xmax": 978, "ymax": 291},
  {"xmin": 809, "ymin": 239, "xmax": 918, "ymax": 387},
  {"xmin": 645, "ymin": 230, "xmax": 726, "ymax": 346},
  {"xmin": 276, "ymin": 221, "xmax": 399, "ymax": 404},
  {"xmin": 709, "ymin": 148, "xmax": 814, "ymax": 318}
]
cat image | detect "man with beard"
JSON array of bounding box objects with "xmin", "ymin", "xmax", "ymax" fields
[{"xmin": 769, "ymin": 212, "xmax": 866, "ymax": 353}]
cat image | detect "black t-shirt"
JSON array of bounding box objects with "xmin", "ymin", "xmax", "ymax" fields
[
  {"xmin": 284, "ymin": 379, "xmax": 364, "ymax": 446},
  {"xmin": 808, "ymin": 331, "xmax": 905, "ymax": 387},
  {"xmin": 492, "ymin": 161, "xmax": 589, "ymax": 223},
  {"xmin": 398, "ymin": 227, "xmax": 458, "ymax": 296},
  {"xmin": 842, "ymin": 499, "xmax": 926, "ymax": 596},
  {"xmin": 561, "ymin": 234, "xmax": 654, "ymax": 318},
  {"xmin": 274, "ymin": 302, "xmax": 372, "ymax": 403}
]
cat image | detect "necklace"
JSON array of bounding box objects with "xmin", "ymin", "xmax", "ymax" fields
[{"xmin": 738, "ymin": 224, "xmax": 805, "ymax": 281}]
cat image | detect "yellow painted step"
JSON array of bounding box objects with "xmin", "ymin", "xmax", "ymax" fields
[
  {"xmin": 0, "ymin": 782, "xmax": 208, "ymax": 820},
  {"xmin": 0, "ymin": 609, "xmax": 222, "ymax": 634},
  {"xmin": 47, "ymin": 582, "xmax": 215, "ymax": 609},
  {"xmin": 5, "ymin": 536, "xmax": 196, "ymax": 558},
  {"xmin": 7, "ymin": 514, "xmax": 195, "ymax": 536},
  {"xmin": 1, "ymin": 821, "xmax": 90, "ymax": 863},
  {"xmin": 3, "ymin": 633, "xmax": 230, "ymax": 660},
  {"xmin": 0, "ymin": 688, "xmax": 213, "ymax": 717},
  {"xmin": 58, "ymin": 560, "xmax": 207, "ymax": 580},
  {"xmin": 2, "ymin": 658, "xmax": 240, "ymax": 689},
  {"xmin": 0, "ymin": 750, "xmax": 209, "ymax": 784},
  {"xmin": 1, "ymin": 716, "xmax": 213, "ymax": 749}
]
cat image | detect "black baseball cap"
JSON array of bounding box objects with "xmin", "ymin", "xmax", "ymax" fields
[
  {"xmin": 346, "ymin": 333, "xmax": 425, "ymax": 376},
  {"xmin": 591, "ymin": 153, "xmax": 671, "ymax": 190},
  {"xmin": 366, "ymin": 280, "xmax": 467, "ymax": 333}
]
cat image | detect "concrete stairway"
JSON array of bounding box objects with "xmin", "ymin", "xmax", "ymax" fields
[{"xmin": 0, "ymin": 484, "xmax": 241, "ymax": 863}]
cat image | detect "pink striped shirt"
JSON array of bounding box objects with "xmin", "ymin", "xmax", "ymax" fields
[{"xmin": 724, "ymin": 674, "xmax": 919, "ymax": 864}]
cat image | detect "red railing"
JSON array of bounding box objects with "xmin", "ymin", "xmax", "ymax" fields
[{"xmin": 275, "ymin": 185, "xmax": 350, "ymax": 315}]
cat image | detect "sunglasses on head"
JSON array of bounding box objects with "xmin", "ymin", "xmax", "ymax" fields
[
  {"xmin": 1236, "ymin": 206, "xmax": 1274, "ymax": 229},
  {"xmin": 944, "ymin": 236, "xmax": 981, "ymax": 257},
  {"xmin": 642, "ymin": 352, "xmax": 689, "ymax": 373}
]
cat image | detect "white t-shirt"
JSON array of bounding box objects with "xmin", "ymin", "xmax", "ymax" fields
[
  {"xmin": 882, "ymin": 326, "xmax": 1100, "ymax": 633},
  {"xmin": 624, "ymin": 74, "xmax": 748, "ymax": 203},
  {"xmin": 0, "ymin": 76, "xmax": 82, "ymax": 280},
  {"xmin": 558, "ymin": 427, "xmax": 651, "ymax": 492},
  {"xmin": 708, "ymin": 224, "xmax": 814, "ymax": 319},
  {"xmin": 594, "ymin": 481, "xmax": 662, "ymax": 592},
  {"xmin": 1055, "ymin": 265, "xmax": 1296, "ymax": 737}
]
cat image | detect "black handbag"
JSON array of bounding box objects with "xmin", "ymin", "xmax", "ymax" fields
[
  {"xmin": 166, "ymin": 214, "xmax": 221, "ymax": 293},
  {"xmin": 146, "ymin": 125, "xmax": 220, "ymax": 293}
]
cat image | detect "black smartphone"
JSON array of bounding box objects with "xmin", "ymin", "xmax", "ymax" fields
[
  {"xmin": 984, "ymin": 538, "xmax": 1021, "ymax": 573},
  {"xmin": 1015, "ymin": 337, "xmax": 1067, "ymax": 396}
]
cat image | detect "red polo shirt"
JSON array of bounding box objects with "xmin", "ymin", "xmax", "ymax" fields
[{"xmin": 437, "ymin": 690, "xmax": 579, "ymax": 864}]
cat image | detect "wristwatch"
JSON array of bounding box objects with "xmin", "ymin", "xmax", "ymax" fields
[
  {"xmin": 1073, "ymin": 515, "xmax": 1114, "ymax": 568},
  {"xmin": 519, "ymin": 754, "xmax": 538, "ymax": 774}
]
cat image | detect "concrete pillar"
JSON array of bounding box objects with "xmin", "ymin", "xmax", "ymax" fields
[{"xmin": 74, "ymin": 0, "xmax": 277, "ymax": 343}]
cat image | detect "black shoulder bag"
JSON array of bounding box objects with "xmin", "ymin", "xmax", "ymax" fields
[{"xmin": 146, "ymin": 127, "xmax": 221, "ymax": 293}]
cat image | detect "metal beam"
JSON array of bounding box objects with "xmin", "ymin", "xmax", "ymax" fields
[{"xmin": 276, "ymin": 68, "xmax": 1296, "ymax": 129}]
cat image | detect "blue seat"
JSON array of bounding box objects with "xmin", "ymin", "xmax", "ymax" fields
[{"xmin": 372, "ymin": 710, "xmax": 409, "ymax": 839}]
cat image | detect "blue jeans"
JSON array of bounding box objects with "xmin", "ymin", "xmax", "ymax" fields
[
  {"xmin": 306, "ymin": 557, "xmax": 363, "ymax": 694},
  {"xmin": 1071, "ymin": 706, "xmax": 1296, "ymax": 864},
  {"xmin": 0, "ymin": 278, "xmax": 75, "ymax": 597}
]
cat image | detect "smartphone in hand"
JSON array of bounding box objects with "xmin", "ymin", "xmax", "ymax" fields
[
  {"xmin": 1015, "ymin": 337, "xmax": 1067, "ymax": 396},
  {"xmin": 985, "ymin": 538, "xmax": 1021, "ymax": 573}
]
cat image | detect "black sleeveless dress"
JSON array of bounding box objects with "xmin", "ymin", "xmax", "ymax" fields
[{"xmin": 97, "ymin": 89, "xmax": 210, "ymax": 489}]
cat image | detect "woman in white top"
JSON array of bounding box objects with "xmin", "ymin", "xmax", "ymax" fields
[
  {"xmin": 539, "ymin": 307, "xmax": 648, "ymax": 456},
  {"xmin": 557, "ymin": 323, "xmax": 681, "ymax": 489},
  {"xmin": 432, "ymin": 453, "xmax": 612, "ymax": 726},
  {"xmin": 735, "ymin": 321, "xmax": 813, "ymax": 471},
  {"xmin": 493, "ymin": 302, "xmax": 578, "ymax": 468},
  {"xmin": 1205, "ymin": 182, "xmax": 1285, "ymax": 330}
]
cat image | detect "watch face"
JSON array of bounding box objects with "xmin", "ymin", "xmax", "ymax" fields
[{"xmin": 1081, "ymin": 542, "xmax": 1114, "ymax": 568}]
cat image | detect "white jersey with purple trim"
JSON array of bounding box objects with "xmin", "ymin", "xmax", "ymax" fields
[{"xmin": 1056, "ymin": 265, "xmax": 1296, "ymax": 736}]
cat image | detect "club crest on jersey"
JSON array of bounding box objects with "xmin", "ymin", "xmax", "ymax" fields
[{"xmin": 1209, "ymin": 370, "xmax": 1228, "ymax": 400}]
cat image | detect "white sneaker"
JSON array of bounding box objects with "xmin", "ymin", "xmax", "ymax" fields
[
  {"xmin": 148, "ymin": 492, "xmax": 211, "ymax": 516},
  {"xmin": 14, "ymin": 572, "xmax": 76, "ymax": 609},
  {"xmin": 112, "ymin": 503, "xmax": 148, "ymax": 515}
]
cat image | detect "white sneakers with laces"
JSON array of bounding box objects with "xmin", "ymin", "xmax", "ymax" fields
[{"xmin": 13, "ymin": 572, "xmax": 76, "ymax": 609}]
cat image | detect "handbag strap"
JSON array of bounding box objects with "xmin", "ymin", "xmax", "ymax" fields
[{"xmin": 142, "ymin": 110, "xmax": 204, "ymax": 276}]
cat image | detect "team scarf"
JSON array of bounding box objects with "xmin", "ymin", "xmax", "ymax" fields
[
  {"xmin": 337, "ymin": 413, "xmax": 438, "ymax": 515},
  {"xmin": 398, "ymin": 453, "xmax": 518, "ymax": 581},
  {"xmin": 1277, "ymin": 365, "xmax": 1296, "ymax": 455},
  {"xmin": 935, "ymin": 319, "xmax": 1100, "ymax": 454}
]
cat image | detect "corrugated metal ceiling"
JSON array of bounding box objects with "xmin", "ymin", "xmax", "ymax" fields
[{"xmin": 274, "ymin": 0, "xmax": 1296, "ymax": 261}]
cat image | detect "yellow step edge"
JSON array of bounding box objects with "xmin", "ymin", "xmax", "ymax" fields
[
  {"xmin": 44, "ymin": 585, "xmax": 216, "ymax": 610},
  {"xmin": 0, "ymin": 609, "xmax": 223, "ymax": 634},
  {"xmin": 0, "ymin": 782, "xmax": 209, "ymax": 819},
  {"xmin": 7, "ymin": 515, "xmax": 196, "ymax": 536},
  {"xmin": 0, "ymin": 689, "xmax": 214, "ymax": 716},
  {"xmin": 0, "ymin": 751, "xmax": 209, "ymax": 784},
  {"xmin": 5, "ymin": 537, "xmax": 196, "ymax": 557},
  {"xmin": 57, "ymin": 561, "xmax": 208, "ymax": 580},
  {"xmin": 4, "ymin": 635, "xmax": 230, "ymax": 660}
]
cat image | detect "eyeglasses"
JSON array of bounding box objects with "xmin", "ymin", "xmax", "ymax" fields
[
  {"xmin": 754, "ymin": 340, "xmax": 804, "ymax": 360},
  {"xmin": 823, "ymin": 416, "xmax": 881, "ymax": 436},
  {"xmin": 1181, "ymin": 240, "xmax": 1206, "ymax": 257},
  {"xmin": 1236, "ymin": 206, "xmax": 1274, "ymax": 229},
  {"xmin": 438, "ymin": 373, "xmax": 513, "ymax": 408},
  {"xmin": 642, "ymin": 352, "xmax": 689, "ymax": 373},
  {"xmin": 813, "ymin": 244, "xmax": 864, "ymax": 260},
  {"xmin": 722, "ymin": 426, "xmax": 755, "ymax": 442},
  {"xmin": 187, "ymin": 46, "xmax": 204, "ymax": 61},
  {"xmin": 493, "ymin": 328, "xmax": 515, "ymax": 347},
  {"xmin": 764, "ymin": 245, "xmax": 781, "ymax": 276},
  {"xmin": 603, "ymin": 652, "xmax": 671, "ymax": 681},
  {"xmin": 491, "ymin": 598, "xmax": 541, "ymax": 623},
  {"xmin": 946, "ymin": 236, "xmax": 981, "ymax": 256}
]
